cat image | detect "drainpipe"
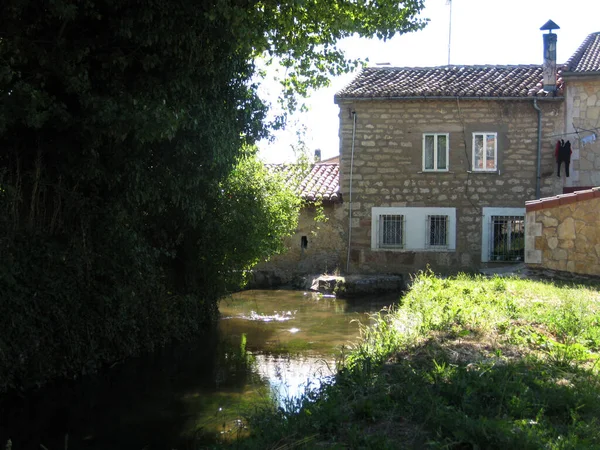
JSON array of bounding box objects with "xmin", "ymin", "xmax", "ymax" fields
[
  {"xmin": 533, "ymin": 98, "xmax": 542, "ymax": 199},
  {"xmin": 345, "ymin": 111, "xmax": 357, "ymax": 273}
]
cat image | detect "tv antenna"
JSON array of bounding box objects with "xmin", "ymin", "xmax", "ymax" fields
[{"xmin": 447, "ymin": 0, "xmax": 452, "ymax": 65}]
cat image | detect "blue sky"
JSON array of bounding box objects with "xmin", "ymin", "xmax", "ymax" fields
[{"xmin": 258, "ymin": 0, "xmax": 599, "ymax": 163}]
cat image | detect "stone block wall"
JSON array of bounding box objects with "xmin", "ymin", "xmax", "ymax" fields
[
  {"xmin": 336, "ymin": 98, "xmax": 565, "ymax": 273},
  {"xmin": 254, "ymin": 203, "xmax": 346, "ymax": 282},
  {"xmin": 525, "ymin": 187, "xmax": 600, "ymax": 276},
  {"xmin": 564, "ymin": 77, "xmax": 600, "ymax": 188}
]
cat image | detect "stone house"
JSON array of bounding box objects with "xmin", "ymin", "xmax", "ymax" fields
[
  {"xmin": 253, "ymin": 160, "xmax": 345, "ymax": 285},
  {"xmin": 334, "ymin": 23, "xmax": 599, "ymax": 274}
]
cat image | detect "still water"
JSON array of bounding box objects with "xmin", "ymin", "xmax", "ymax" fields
[{"xmin": 0, "ymin": 290, "xmax": 397, "ymax": 449}]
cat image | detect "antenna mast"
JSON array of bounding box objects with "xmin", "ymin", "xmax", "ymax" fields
[{"xmin": 447, "ymin": 0, "xmax": 452, "ymax": 65}]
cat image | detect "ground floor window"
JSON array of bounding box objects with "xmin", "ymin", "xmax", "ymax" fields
[
  {"xmin": 481, "ymin": 208, "xmax": 525, "ymax": 262},
  {"xmin": 379, "ymin": 214, "xmax": 404, "ymax": 249},
  {"xmin": 490, "ymin": 216, "xmax": 525, "ymax": 261},
  {"xmin": 426, "ymin": 215, "xmax": 448, "ymax": 248},
  {"xmin": 372, "ymin": 207, "xmax": 456, "ymax": 251}
]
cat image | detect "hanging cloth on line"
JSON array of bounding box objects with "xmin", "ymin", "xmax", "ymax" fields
[
  {"xmin": 581, "ymin": 134, "xmax": 597, "ymax": 145},
  {"xmin": 555, "ymin": 139, "xmax": 572, "ymax": 177}
]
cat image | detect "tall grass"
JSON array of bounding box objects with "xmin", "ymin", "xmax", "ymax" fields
[{"xmin": 224, "ymin": 272, "xmax": 600, "ymax": 449}]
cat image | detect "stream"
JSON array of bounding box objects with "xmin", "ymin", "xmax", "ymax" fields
[{"xmin": 0, "ymin": 290, "xmax": 398, "ymax": 449}]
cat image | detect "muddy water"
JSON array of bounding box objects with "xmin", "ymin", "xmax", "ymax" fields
[{"xmin": 0, "ymin": 290, "xmax": 397, "ymax": 449}]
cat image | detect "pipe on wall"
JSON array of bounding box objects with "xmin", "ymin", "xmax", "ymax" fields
[
  {"xmin": 533, "ymin": 98, "xmax": 542, "ymax": 199},
  {"xmin": 345, "ymin": 111, "xmax": 357, "ymax": 273}
]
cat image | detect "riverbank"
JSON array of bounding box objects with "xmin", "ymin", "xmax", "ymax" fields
[
  {"xmin": 248, "ymin": 271, "xmax": 405, "ymax": 298},
  {"xmin": 233, "ymin": 272, "xmax": 600, "ymax": 449},
  {"xmin": 1, "ymin": 290, "xmax": 395, "ymax": 449}
]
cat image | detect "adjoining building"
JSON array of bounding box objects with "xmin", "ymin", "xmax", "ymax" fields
[{"xmin": 253, "ymin": 156, "xmax": 345, "ymax": 286}]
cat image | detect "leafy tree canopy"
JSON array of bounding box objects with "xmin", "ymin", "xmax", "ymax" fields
[{"xmin": 0, "ymin": 0, "xmax": 426, "ymax": 390}]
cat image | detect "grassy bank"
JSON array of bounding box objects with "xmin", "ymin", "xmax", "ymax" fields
[{"xmin": 233, "ymin": 272, "xmax": 600, "ymax": 449}]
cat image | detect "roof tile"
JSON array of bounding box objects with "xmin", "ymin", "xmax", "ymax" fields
[
  {"xmin": 335, "ymin": 65, "xmax": 563, "ymax": 100},
  {"xmin": 265, "ymin": 163, "xmax": 341, "ymax": 202},
  {"xmin": 525, "ymin": 187, "xmax": 600, "ymax": 212},
  {"xmin": 564, "ymin": 32, "xmax": 600, "ymax": 73}
]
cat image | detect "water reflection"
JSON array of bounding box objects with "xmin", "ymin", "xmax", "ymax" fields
[
  {"xmin": 252, "ymin": 354, "xmax": 335, "ymax": 409},
  {"xmin": 0, "ymin": 290, "xmax": 397, "ymax": 449}
]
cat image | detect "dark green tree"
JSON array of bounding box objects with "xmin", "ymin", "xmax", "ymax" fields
[{"xmin": 0, "ymin": 0, "xmax": 426, "ymax": 390}]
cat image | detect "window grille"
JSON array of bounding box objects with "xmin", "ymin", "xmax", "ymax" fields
[
  {"xmin": 379, "ymin": 214, "xmax": 404, "ymax": 248},
  {"xmin": 489, "ymin": 216, "xmax": 525, "ymax": 262},
  {"xmin": 426, "ymin": 215, "xmax": 448, "ymax": 248}
]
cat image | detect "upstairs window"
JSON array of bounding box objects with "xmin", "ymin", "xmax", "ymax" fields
[
  {"xmin": 423, "ymin": 133, "xmax": 449, "ymax": 171},
  {"xmin": 472, "ymin": 132, "xmax": 497, "ymax": 171}
]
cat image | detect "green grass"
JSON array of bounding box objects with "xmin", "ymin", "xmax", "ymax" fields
[{"xmin": 216, "ymin": 271, "xmax": 600, "ymax": 449}]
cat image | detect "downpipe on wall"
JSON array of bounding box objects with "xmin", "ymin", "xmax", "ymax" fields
[
  {"xmin": 346, "ymin": 111, "xmax": 357, "ymax": 273},
  {"xmin": 533, "ymin": 98, "xmax": 542, "ymax": 199}
]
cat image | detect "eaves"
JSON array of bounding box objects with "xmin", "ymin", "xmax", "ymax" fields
[
  {"xmin": 561, "ymin": 71, "xmax": 600, "ymax": 78},
  {"xmin": 334, "ymin": 96, "xmax": 564, "ymax": 104},
  {"xmin": 301, "ymin": 196, "xmax": 343, "ymax": 205}
]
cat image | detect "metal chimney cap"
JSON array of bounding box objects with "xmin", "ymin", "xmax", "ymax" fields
[{"xmin": 540, "ymin": 20, "xmax": 560, "ymax": 32}]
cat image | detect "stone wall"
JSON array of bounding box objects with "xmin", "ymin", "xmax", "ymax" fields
[
  {"xmin": 253, "ymin": 203, "xmax": 346, "ymax": 283},
  {"xmin": 525, "ymin": 187, "xmax": 600, "ymax": 276},
  {"xmin": 336, "ymin": 98, "xmax": 565, "ymax": 274},
  {"xmin": 564, "ymin": 77, "xmax": 600, "ymax": 188}
]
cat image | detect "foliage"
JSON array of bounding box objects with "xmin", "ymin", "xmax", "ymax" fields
[
  {"xmin": 249, "ymin": 0, "xmax": 428, "ymax": 111},
  {"xmin": 235, "ymin": 273, "xmax": 600, "ymax": 449},
  {"xmin": 0, "ymin": 0, "xmax": 427, "ymax": 391},
  {"xmin": 209, "ymin": 148, "xmax": 305, "ymax": 290}
]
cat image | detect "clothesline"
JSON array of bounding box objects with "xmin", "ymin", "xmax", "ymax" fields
[{"xmin": 544, "ymin": 126, "xmax": 600, "ymax": 139}]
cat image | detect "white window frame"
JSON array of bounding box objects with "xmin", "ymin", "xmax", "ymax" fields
[
  {"xmin": 481, "ymin": 207, "xmax": 525, "ymax": 262},
  {"xmin": 422, "ymin": 133, "xmax": 449, "ymax": 172},
  {"xmin": 372, "ymin": 207, "xmax": 456, "ymax": 251},
  {"xmin": 472, "ymin": 132, "xmax": 497, "ymax": 172}
]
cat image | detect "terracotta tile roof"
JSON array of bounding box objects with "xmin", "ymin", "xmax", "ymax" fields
[
  {"xmin": 300, "ymin": 163, "xmax": 340, "ymax": 202},
  {"xmin": 525, "ymin": 187, "xmax": 600, "ymax": 212},
  {"xmin": 564, "ymin": 32, "xmax": 600, "ymax": 73},
  {"xmin": 335, "ymin": 65, "xmax": 564, "ymax": 100},
  {"xmin": 265, "ymin": 163, "xmax": 341, "ymax": 202}
]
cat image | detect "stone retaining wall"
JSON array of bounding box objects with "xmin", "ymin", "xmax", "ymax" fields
[{"xmin": 525, "ymin": 187, "xmax": 600, "ymax": 276}]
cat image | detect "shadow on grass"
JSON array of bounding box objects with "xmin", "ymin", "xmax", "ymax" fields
[{"xmin": 230, "ymin": 336, "xmax": 600, "ymax": 450}]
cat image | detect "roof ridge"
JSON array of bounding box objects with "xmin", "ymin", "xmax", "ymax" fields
[{"xmin": 364, "ymin": 64, "xmax": 544, "ymax": 70}]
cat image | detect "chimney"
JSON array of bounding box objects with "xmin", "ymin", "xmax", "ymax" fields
[
  {"xmin": 314, "ymin": 149, "xmax": 322, "ymax": 162},
  {"xmin": 540, "ymin": 20, "xmax": 560, "ymax": 92}
]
